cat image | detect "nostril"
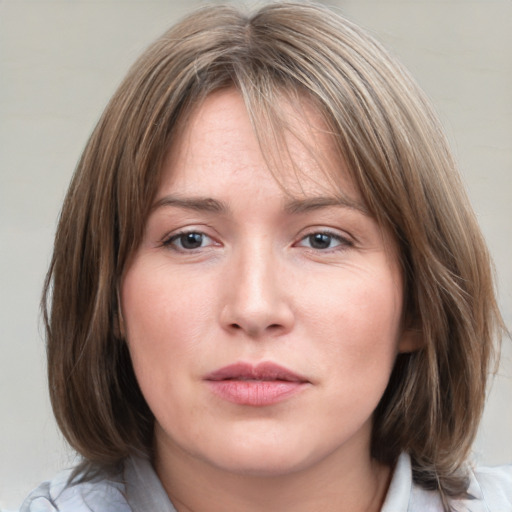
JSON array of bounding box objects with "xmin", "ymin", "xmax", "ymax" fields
[{"xmin": 227, "ymin": 322, "xmax": 285, "ymax": 335}]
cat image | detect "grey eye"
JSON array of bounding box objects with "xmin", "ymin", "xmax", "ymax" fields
[
  {"xmin": 308, "ymin": 233, "xmax": 335, "ymax": 249},
  {"xmin": 178, "ymin": 232, "xmax": 205, "ymax": 249},
  {"xmin": 165, "ymin": 231, "xmax": 213, "ymax": 250}
]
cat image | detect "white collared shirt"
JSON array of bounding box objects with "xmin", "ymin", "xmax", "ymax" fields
[{"xmin": 19, "ymin": 453, "xmax": 512, "ymax": 511}]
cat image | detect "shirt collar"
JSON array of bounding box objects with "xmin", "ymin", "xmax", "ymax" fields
[{"xmin": 124, "ymin": 454, "xmax": 177, "ymax": 512}]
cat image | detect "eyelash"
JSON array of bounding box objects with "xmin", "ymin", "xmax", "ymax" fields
[
  {"xmin": 162, "ymin": 231, "xmax": 216, "ymax": 252},
  {"xmin": 161, "ymin": 229, "xmax": 353, "ymax": 253},
  {"xmin": 295, "ymin": 230, "xmax": 353, "ymax": 252}
]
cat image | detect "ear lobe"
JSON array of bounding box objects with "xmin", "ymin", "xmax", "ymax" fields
[{"xmin": 398, "ymin": 328, "xmax": 424, "ymax": 353}]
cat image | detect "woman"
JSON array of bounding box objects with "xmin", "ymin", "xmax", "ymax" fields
[{"xmin": 20, "ymin": 2, "xmax": 510, "ymax": 511}]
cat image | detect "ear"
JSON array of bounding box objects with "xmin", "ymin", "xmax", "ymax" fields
[{"xmin": 398, "ymin": 327, "xmax": 424, "ymax": 353}]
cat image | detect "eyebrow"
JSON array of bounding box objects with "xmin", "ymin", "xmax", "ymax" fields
[
  {"xmin": 284, "ymin": 196, "xmax": 368, "ymax": 215},
  {"xmin": 151, "ymin": 194, "xmax": 368, "ymax": 216},
  {"xmin": 151, "ymin": 196, "xmax": 227, "ymax": 213}
]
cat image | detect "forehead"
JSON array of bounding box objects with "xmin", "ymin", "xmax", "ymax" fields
[{"xmin": 159, "ymin": 88, "xmax": 361, "ymax": 205}]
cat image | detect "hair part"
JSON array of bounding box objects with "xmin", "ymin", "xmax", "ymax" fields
[{"xmin": 43, "ymin": 2, "xmax": 504, "ymax": 505}]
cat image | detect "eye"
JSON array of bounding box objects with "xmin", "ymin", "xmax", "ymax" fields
[
  {"xmin": 297, "ymin": 231, "xmax": 351, "ymax": 251},
  {"xmin": 163, "ymin": 231, "xmax": 215, "ymax": 251}
]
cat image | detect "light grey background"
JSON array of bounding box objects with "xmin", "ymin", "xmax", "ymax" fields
[{"xmin": 1, "ymin": 0, "xmax": 511, "ymax": 509}]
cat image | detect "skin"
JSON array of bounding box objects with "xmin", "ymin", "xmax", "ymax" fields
[{"xmin": 121, "ymin": 89, "xmax": 418, "ymax": 512}]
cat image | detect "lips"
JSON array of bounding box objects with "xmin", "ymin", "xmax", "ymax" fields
[{"xmin": 205, "ymin": 362, "xmax": 310, "ymax": 406}]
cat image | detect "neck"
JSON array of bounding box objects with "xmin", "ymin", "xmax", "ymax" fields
[{"xmin": 154, "ymin": 435, "xmax": 391, "ymax": 512}]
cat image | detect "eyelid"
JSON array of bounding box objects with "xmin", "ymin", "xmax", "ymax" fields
[
  {"xmin": 161, "ymin": 228, "xmax": 219, "ymax": 252},
  {"xmin": 158, "ymin": 225, "xmax": 354, "ymax": 253},
  {"xmin": 294, "ymin": 228, "xmax": 354, "ymax": 251}
]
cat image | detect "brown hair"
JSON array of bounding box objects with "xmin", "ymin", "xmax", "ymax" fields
[{"xmin": 43, "ymin": 1, "xmax": 503, "ymax": 504}]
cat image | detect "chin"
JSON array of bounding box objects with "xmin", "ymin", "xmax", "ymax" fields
[
  {"xmin": 214, "ymin": 453, "xmax": 309, "ymax": 478},
  {"xmin": 200, "ymin": 435, "xmax": 322, "ymax": 478}
]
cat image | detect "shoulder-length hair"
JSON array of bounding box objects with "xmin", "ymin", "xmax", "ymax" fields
[{"xmin": 43, "ymin": 1, "xmax": 503, "ymax": 503}]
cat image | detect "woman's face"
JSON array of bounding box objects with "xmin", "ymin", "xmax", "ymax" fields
[{"xmin": 121, "ymin": 89, "xmax": 414, "ymax": 477}]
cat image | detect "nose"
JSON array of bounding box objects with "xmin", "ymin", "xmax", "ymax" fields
[{"xmin": 220, "ymin": 242, "xmax": 294, "ymax": 338}]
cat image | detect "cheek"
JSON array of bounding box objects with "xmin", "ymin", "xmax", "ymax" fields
[
  {"xmin": 122, "ymin": 260, "xmax": 212, "ymax": 346},
  {"xmin": 305, "ymin": 265, "xmax": 402, "ymax": 337},
  {"xmin": 302, "ymin": 269, "xmax": 403, "ymax": 387},
  {"xmin": 120, "ymin": 261, "xmax": 203, "ymax": 391}
]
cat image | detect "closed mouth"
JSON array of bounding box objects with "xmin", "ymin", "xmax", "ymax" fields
[
  {"xmin": 204, "ymin": 361, "xmax": 310, "ymax": 406},
  {"xmin": 205, "ymin": 361, "xmax": 309, "ymax": 383}
]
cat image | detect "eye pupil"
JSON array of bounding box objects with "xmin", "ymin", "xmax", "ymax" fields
[
  {"xmin": 309, "ymin": 233, "xmax": 331, "ymax": 249},
  {"xmin": 180, "ymin": 232, "xmax": 203, "ymax": 249}
]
